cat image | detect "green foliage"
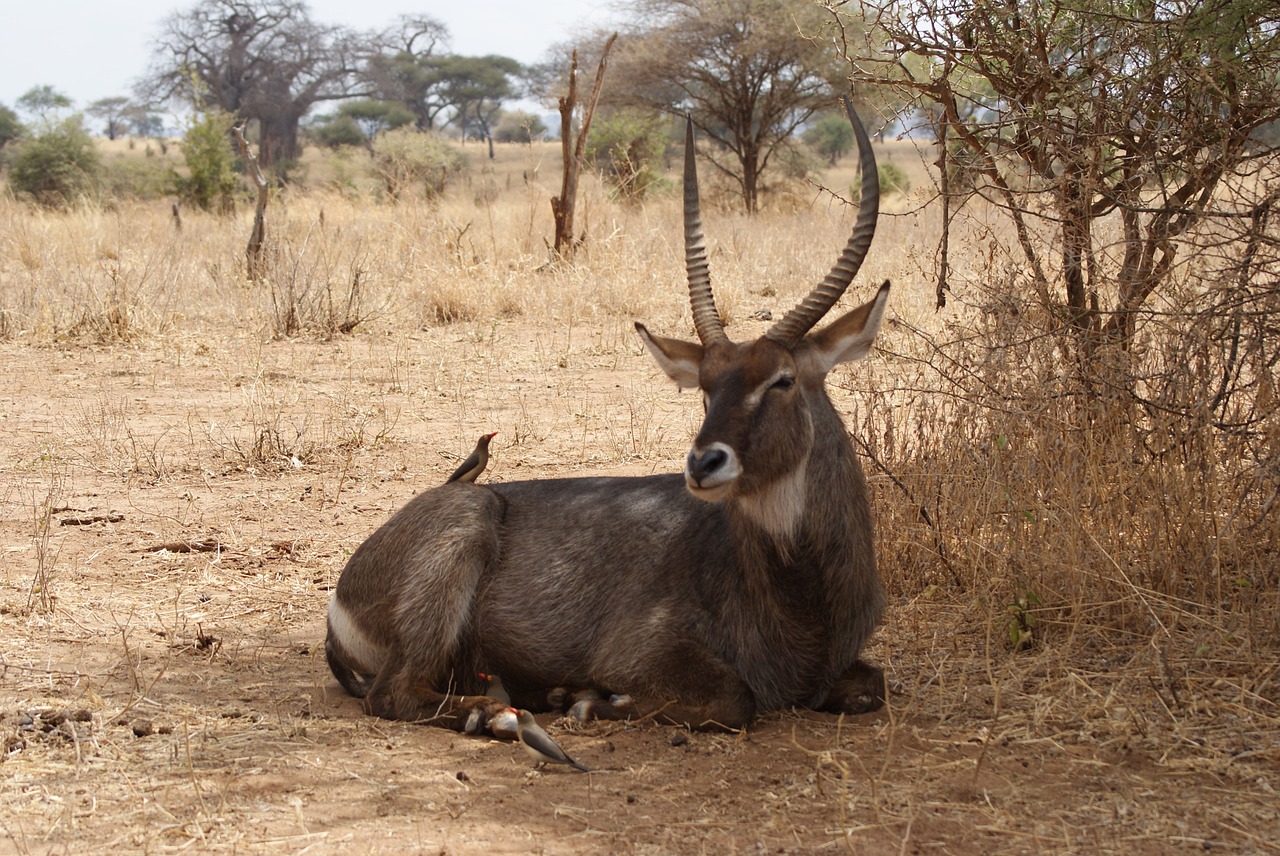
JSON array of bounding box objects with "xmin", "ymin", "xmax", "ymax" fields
[
  {"xmin": 0, "ymin": 103, "xmax": 24, "ymax": 149},
  {"xmin": 803, "ymin": 113, "xmax": 854, "ymax": 165},
  {"xmin": 584, "ymin": 110, "xmax": 670, "ymax": 201},
  {"xmin": 1007, "ymin": 591, "xmax": 1042, "ymax": 650},
  {"xmin": 850, "ymin": 163, "xmax": 912, "ymax": 201},
  {"xmin": 339, "ymin": 100, "xmax": 415, "ymax": 140},
  {"xmin": 878, "ymin": 162, "xmax": 911, "ymax": 196},
  {"xmin": 175, "ymin": 107, "xmax": 239, "ymax": 213},
  {"xmin": 309, "ymin": 114, "xmax": 367, "ymax": 150},
  {"xmin": 101, "ymin": 157, "xmax": 173, "ymax": 201},
  {"xmin": 436, "ymin": 55, "xmax": 523, "ymax": 143},
  {"xmin": 7, "ymin": 117, "xmax": 102, "ymax": 207},
  {"xmin": 364, "ymin": 52, "xmax": 452, "ymax": 131},
  {"xmin": 310, "ymin": 101, "xmax": 416, "ymax": 150},
  {"xmin": 17, "ymin": 85, "xmax": 73, "ymax": 124},
  {"xmin": 370, "ymin": 127, "xmax": 463, "ymax": 201},
  {"xmin": 493, "ymin": 111, "xmax": 547, "ymax": 143}
]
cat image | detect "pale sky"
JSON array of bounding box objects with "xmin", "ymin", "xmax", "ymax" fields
[{"xmin": 0, "ymin": 1, "xmax": 618, "ymax": 121}]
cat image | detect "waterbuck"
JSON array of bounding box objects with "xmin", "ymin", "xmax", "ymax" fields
[{"xmin": 325, "ymin": 102, "xmax": 890, "ymax": 733}]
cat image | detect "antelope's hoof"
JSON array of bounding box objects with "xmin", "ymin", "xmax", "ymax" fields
[
  {"xmin": 548, "ymin": 687, "xmax": 603, "ymax": 712},
  {"xmin": 830, "ymin": 661, "xmax": 886, "ymax": 714},
  {"xmin": 569, "ymin": 693, "xmax": 635, "ymax": 722},
  {"xmin": 461, "ymin": 697, "xmax": 518, "ymax": 735},
  {"xmin": 489, "ymin": 707, "xmax": 518, "ymax": 739},
  {"xmin": 568, "ymin": 699, "xmax": 598, "ymax": 721}
]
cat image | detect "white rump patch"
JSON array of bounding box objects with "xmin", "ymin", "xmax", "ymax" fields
[{"xmin": 327, "ymin": 597, "xmax": 386, "ymax": 674}]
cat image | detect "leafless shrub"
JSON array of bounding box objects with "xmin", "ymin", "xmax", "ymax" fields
[
  {"xmin": 848, "ymin": 192, "xmax": 1280, "ymax": 649},
  {"xmin": 263, "ymin": 224, "xmax": 380, "ymax": 339},
  {"xmin": 370, "ymin": 128, "xmax": 462, "ymax": 202},
  {"xmin": 830, "ymin": 0, "xmax": 1280, "ymax": 654}
]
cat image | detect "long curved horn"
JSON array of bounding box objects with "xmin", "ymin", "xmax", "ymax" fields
[
  {"xmin": 683, "ymin": 116, "xmax": 728, "ymax": 346},
  {"xmin": 766, "ymin": 97, "xmax": 880, "ymax": 347}
]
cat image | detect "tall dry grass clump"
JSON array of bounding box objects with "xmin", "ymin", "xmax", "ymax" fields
[
  {"xmin": 0, "ymin": 140, "xmax": 747, "ymax": 345},
  {"xmin": 847, "ymin": 202, "xmax": 1280, "ymax": 678}
]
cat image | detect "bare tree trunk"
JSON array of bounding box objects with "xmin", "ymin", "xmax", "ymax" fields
[
  {"xmin": 550, "ymin": 50, "xmax": 581, "ymax": 257},
  {"xmin": 1060, "ymin": 188, "xmax": 1092, "ymax": 332},
  {"xmin": 742, "ymin": 145, "xmax": 760, "ymax": 215},
  {"xmin": 254, "ymin": 109, "xmax": 302, "ymax": 170},
  {"xmin": 551, "ymin": 33, "xmax": 618, "ymax": 259},
  {"xmin": 935, "ymin": 104, "xmax": 950, "ymax": 309},
  {"xmin": 233, "ymin": 125, "xmax": 269, "ymax": 284}
]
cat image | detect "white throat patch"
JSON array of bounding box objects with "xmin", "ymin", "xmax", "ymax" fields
[{"xmin": 735, "ymin": 457, "xmax": 809, "ymax": 544}]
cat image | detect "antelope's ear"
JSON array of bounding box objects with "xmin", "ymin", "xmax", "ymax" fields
[
  {"xmin": 806, "ymin": 281, "xmax": 890, "ymax": 374},
  {"xmin": 635, "ymin": 322, "xmax": 703, "ymax": 389}
]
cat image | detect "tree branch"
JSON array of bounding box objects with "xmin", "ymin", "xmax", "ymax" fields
[{"xmin": 233, "ymin": 124, "xmax": 269, "ymax": 283}]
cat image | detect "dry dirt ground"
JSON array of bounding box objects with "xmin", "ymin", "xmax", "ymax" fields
[{"xmin": 2, "ymin": 326, "xmax": 1277, "ymax": 855}]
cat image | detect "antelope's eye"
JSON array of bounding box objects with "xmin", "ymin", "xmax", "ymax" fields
[{"xmin": 770, "ymin": 375, "xmax": 795, "ymax": 391}]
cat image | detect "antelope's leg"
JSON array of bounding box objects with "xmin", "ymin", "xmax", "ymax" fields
[
  {"xmin": 342, "ymin": 500, "xmax": 515, "ymax": 730},
  {"xmin": 362, "ymin": 655, "xmax": 513, "ymax": 732},
  {"xmin": 576, "ymin": 639, "xmax": 757, "ymax": 730},
  {"xmin": 819, "ymin": 659, "xmax": 886, "ymax": 715}
]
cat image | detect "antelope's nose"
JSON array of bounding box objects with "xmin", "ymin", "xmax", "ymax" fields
[{"xmin": 687, "ymin": 447, "xmax": 728, "ymax": 484}]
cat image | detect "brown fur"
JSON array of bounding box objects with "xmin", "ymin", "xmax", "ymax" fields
[
  {"xmin": 325, "ymin": 285, "xmax": 891, "ymax": 731},
  {"xmin": 326, "ymin": 107, "xmax": 890, "ymax": 732}
]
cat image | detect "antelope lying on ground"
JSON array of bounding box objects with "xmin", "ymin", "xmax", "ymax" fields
[{"xmin": 326, "ymin": 102, "xmax": 890, "ymax": 732}]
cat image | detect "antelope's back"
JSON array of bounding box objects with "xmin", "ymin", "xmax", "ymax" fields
[
  {"xmin": 486, "ymin": 472, "xmax": 728, "ymax": 595},
  {"xmin": 476, "ymin": 473, "xmax": 733, "ymax": 679}
]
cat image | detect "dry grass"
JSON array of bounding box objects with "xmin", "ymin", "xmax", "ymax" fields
[{"xmin": 0, "ymin": 136, "xmax": 1277, "ymax": 854}]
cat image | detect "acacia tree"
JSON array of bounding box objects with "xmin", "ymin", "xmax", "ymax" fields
[
  {"xmin": 362, "ymin": 15, "xmax": 454, "ymax": 131},
  {"xmin": 438, "ymin": 55, "xmax": 523, "ymax": 157},
  {"xmin": 0, "ymin": 104, "xmax": 24, "ymax": 148},
  {"xmin": 16, "ymin": 86, "xmax": 73, "ymax": 125},
  {"xmin": 609, "ymin": 0, "xmax": 850, "ymax": 213},
  {"xmin": 122, "ymin": 104, "xmax": 166, "ymax": 138},
  {"xmin": 840, "ymin": 0, "xmax": 1280, "ymax": 347},
  {"xmin": 88, "ymin": 97, "xmax": 132, "ymax": 140},
  {"xmin": 335, "ymin": 100, "xmax": 415, "ymax": 143},
  {"xmin": 804, "ymin": 112, "xmax": 854, "ymax": 165},
  {"xmin": 142, "ymin": 0, "xmax": 365, "ymax": 168}
]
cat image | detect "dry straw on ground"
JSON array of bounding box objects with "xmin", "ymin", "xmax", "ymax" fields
[{"xmin": 0, "ymin": 138, "xmax": 1276, "ymax": 855}]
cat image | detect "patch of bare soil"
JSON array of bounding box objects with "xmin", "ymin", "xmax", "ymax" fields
[{"xmin": 1, "ymin": 332, "xmax": 1276, "ymax": 855}]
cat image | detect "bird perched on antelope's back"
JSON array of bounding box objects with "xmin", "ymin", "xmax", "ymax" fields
[
  {"xmin": 511, "ymin": 708, "xmax": 591, "ymax": 772},
  {"xmin": 447, "ymin": 432, "xmax": 497, "ymax": 484}
]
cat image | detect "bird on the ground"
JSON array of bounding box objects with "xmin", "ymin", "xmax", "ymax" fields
[
  {"xmin": 511, "ymin": 708, "xmax": 591, "ymax": 772},
  {"xmin": 447, "ymin": 432, "xmax": 497, "ymax": 484}
]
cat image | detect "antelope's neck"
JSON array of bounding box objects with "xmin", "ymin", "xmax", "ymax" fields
[
  {"xmin": 731, "ymin": 407, "xmax": 859, "ymax": 544},
  {"xmin": 733, "ymin": 455, "xmax": 810, "ymax": 544}
]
